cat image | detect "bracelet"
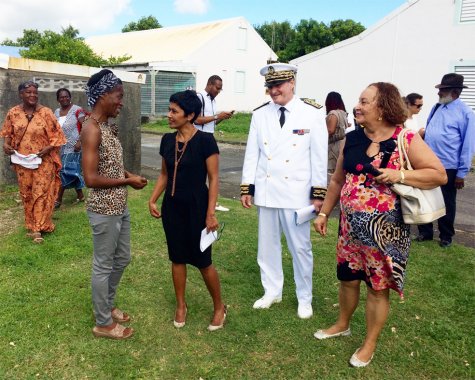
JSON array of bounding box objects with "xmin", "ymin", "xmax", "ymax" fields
[
  {"xmin": 399, "ymin": 170, "xmax": 405, "ymax": 184},
  {"xmin": 318, "ymin": 212, "xmax": 328, "ymax": 218}
]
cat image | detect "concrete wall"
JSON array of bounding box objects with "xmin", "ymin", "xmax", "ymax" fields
[
  {"xmin": 0, "ymin": 68, "xmax": 142, "ymax": 185},
  {"xmin": 291, "ymin": 0, "xmax": 475, "ymax": 123}
]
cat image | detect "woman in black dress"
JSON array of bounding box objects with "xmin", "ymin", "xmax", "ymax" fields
[{"xmin": 149, "ymin": 90, "xmax": 226, "ymax": 331}]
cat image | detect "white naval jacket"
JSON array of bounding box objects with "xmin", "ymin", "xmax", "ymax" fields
[{"xmin": 242, "ymin": 96, "xmax": 328, "ymax": 209}]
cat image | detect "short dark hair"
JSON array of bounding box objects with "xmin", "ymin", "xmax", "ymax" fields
[
  {"xmin": 325, "ymin": 91, "xmax": 347, "ymax": 114},
  {"xmin": 18, "ymin": 80, "xmax": 38, "ymax": 92},
  {"xmin": 56, "ymin": 88, "xmax": 71, "ymax": 100},
  {"xmin": 406, "ymin": 92, "xmax": 422, "ymax": 105},
  {"xmin": 369, "ymin": 82, "xmax": 407, "ymax": 125},
  {"xmin": 207, "ymin": 75, "xmax": 222, "ymax": 85},
  {"xmin": 169, "ymin": 90, "xmax": 202, "ymax": 123}
]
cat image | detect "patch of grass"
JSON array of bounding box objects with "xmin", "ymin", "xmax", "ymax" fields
[
  {"xmin": 141, "ymin": 112, "xmax": 252, "ymax": 144},
  {"xmin": 0, "ymin": 184, "xmax": 22, "ymax": 211},
  {"xmin": 0, "ymin": 184, "xmax": 474, "ymax": 379}
]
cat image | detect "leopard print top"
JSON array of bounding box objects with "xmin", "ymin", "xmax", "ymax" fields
[{"xmin": 86, "ymin": 121, "xmax": 127, "ymax": 215}]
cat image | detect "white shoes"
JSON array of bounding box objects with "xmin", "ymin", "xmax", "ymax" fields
[
  {"xmin": 207, "ymin": 305, "xmax": 227, "ymax": 332},
  {"xmin": 253, "ymin": 295, "xmax": 282, "ymax": 309},
  {"xmin": 297, "ymin": 303, "xmax": 313, "ymax": 319},
  {"xmin": 349, "ymin": 349, "xmax": 374, "ymax": 368},
  {"xmin": 313, "ymin": 328, "xmax": 351, "ymax": 340},
  {"xmin": 215, "ymin": 204, "xmax": 229, "ymax": 212}
]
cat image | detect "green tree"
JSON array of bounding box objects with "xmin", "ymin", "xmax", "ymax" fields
[
  {"xmin": 2, "ymin": 29, "xmax": 42, "ymax": 47},
  {"xmin": 122, "ymin": 15, "xmax": 162, "ymax": 32},
  {"xmin": 3, "ymin": 26, "xmax": 130, "ymax": 66},
  {"xmin": 255, "ymin": 18, "xmax": 365, "ymax": 62},
  {"xmin": 254, "ymin": 21, "xmax": 295, "ymax": 54},
  {"xmin": 329, "ymin": 19, "xmax": 365, "ymax": 43}
]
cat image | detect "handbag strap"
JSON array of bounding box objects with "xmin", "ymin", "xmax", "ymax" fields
[{"xmin": 397, "ymin": 128, "xmax": 413, "ymax": 170}]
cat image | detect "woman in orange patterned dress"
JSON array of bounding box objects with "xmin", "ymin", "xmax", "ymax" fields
[{"xmin": 1, "ymin": 81, "xmax": 66, "ymax": 243}]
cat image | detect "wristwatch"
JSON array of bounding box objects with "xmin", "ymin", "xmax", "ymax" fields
[{"xmin": 213, "ymin": 114, "xmax": 218, "ymax": 121}]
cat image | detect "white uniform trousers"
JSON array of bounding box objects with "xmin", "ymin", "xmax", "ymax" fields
[{"xmin": 257, "ymin": 206, "xmax": 313, "ymax": 304}]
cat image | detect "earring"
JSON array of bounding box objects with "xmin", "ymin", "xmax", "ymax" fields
[{"xmin": 378, "ymin": 116, "xmax": 382, "ymax": 121}]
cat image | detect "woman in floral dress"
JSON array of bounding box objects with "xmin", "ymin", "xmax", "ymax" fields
[{"xmin": 313, "ymin": 82, "xmax": 447, "ymax": 367}]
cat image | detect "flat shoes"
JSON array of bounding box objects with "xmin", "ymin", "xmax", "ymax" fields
[
  {"xmin": 313, "ymin": 328, "xmax": 351, "ymax": 340},
  {"xmin": 349, "ymin": 349, "xmax": 374, "ymax": 368}
]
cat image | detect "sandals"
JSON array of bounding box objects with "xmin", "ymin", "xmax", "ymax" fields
[
  {"xmin": 31, "ymin": 232, "xmax": 44, "ymax": 244},
  {"xmin": 54, "ymin": 201, "xmax": 61, "ymax": 210},
  {"xmin": 92, "ymin": 323, "xmax": 134, "ymax": 340},
  {"xmin": 111, "ymin": 307, "xmax": 131, "ymax": 323},
  {"xmin": 74, "ymin": 197, "xmax": 85, "ymax": 204}
]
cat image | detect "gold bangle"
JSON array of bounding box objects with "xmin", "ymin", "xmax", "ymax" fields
[
  {"xmin": 318, "ymin": 212, "xmax": 328, "ymax": 218},
  {"xmin": 400, "ymin": 170, "xmax": 405, "ymax": 184}
]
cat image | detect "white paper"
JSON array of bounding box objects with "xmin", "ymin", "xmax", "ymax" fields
[
  {"xmin": 10, "ymin": 150, "xmax": 42, "ymax": 169},
  {"xmin": 294, "ymin": 205, "xmax": 317, "ymax": 225},
  {"xmin": 200, "ymin": 228, "xmax": 217, "ymax": 252}
]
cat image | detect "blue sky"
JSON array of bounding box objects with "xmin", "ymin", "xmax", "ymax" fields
[
  {"xmin": 0, "ymin": 0, "xmax": 407, "ymax": 41},
  {"xmin": 113, "ymin": 0, "xmax": 407, "ymax": 32}
]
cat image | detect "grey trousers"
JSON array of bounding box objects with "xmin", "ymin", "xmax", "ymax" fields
[{"xmin": 87, "ymin": 208, "xmax": 131, "ymax": 326}]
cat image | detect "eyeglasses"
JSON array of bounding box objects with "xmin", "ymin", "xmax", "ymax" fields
[
  {"xmin": 413, "ymin": 104, "xmax": 423, "ymax": 109},
  {"xmin": 211, "ymin": 222, "xmax": 226, "ymax": 241}
]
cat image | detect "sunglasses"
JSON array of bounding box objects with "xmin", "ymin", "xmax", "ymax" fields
[
  {"xmin": 211, "ymin": 222, "xmax": 226, "ymax": 241},
  {"xmin": 413, "ymin": 104, "xmax": 423, "ymax": 109}
]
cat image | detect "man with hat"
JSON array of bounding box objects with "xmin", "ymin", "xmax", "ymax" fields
[
  {"xmin": 240, "ymin": 63, "xmax": 328, "ymax": 319},
  {"xmin": 416, "ymin": 73, "xmax": 475, "ymax": 248}
]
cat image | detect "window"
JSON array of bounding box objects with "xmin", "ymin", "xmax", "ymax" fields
[
  {"xmin": 454, "ymin": 65, "xmax": 475, "ymax": 110},
  {"xmin": 459, "ymin": 0, "xmax": 475, "ymax": 23},
  {"xmin": 237, "ymin": 27, "xmax": 247, "ymax": 50},
  {"xmin": 235, "ymin": 71, "xmax": 246, "ymax": 93}
]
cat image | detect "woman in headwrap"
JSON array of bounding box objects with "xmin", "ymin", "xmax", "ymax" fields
[
  {"xmin": 81, "ymin": 69, "xmax": 147, "ymax": 340},
  {"xmin": 1, "ymin": 80, "xmax": 66, "ymax": 243}
]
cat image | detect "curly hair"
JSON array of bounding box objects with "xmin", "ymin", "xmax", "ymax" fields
[{"xmin": 369, "ymin": 82, "xmax": 407, "ymax": 125}]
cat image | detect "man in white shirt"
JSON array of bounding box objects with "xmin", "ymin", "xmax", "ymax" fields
[
  {"xmin": 194, "ymin": 75, "xmax": 233, "ymax": 134},
  {"xmin": 194, "ymin": 75, "xmax": 234, "ymax": 211},
  {"xmin": 240, "ymin": 63, "xmax": 328, "ymax": 319}
]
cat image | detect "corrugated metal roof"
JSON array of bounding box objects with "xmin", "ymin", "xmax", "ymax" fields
[{"xmin": 86, "ymin": 17, "xmax": 245, "ymax": 64}]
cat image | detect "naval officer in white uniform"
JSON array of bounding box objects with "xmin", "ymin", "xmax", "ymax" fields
[{"xmin": 240, "ymin": 63, "xmax": 328, "ymax": 319}]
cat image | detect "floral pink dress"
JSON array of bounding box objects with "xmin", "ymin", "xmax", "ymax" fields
[{"xmin": 337, "ymin": 126, "xmax": 414, "ymax": 297}]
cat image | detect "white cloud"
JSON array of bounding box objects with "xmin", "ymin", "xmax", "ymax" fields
[
  {"xmin": 173, "ymin": 0, "xmax": 210, "ymax": 15},
  {"xmin": 0, "ymin": 0, "xmax": 131, "ymax": 41}
]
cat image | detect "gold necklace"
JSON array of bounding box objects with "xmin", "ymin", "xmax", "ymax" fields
[{"xmin": 171, "ymin": 129, "xmax": 197, "ymax": 196}]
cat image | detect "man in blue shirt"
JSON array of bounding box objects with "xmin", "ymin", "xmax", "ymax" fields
[{"xmin": 417, "ymin": 73, "xmax": 475, "ymax": 248}]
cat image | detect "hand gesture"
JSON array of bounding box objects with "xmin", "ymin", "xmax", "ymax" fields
[
  {"xmin": 149, "ymin": 202, "xmax": 161, "ymax": 219},
  {"xmin": 241, "ymin": 195, "xmax": 252, "ymax": 209},
  {"xmin": 206, "ymin": 213, "xmax": 219, "ymax": 233},
  {"xmin": 314, "ymin": 214, "xmax": 328, "ymax": 236},
  {"xmin": 218, "ymin": 111, "xmax": 233, "ymax": 120},
  {"xmin": 128, "ymin": 175, "xmax": 148, "ymax": 190}
]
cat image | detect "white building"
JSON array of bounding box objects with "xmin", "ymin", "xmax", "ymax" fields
[
  {"xmin": 86, "ymin": 17, "xmax": 277, "ymax": 116},
  {"xmin": 290, "ymin": 0, "xmax": 475, "ymax": 123}
]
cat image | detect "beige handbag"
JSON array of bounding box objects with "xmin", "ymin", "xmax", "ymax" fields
[{"xmin": 391, "ymin": 129, "xmax": 446, "ymax": 224}]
